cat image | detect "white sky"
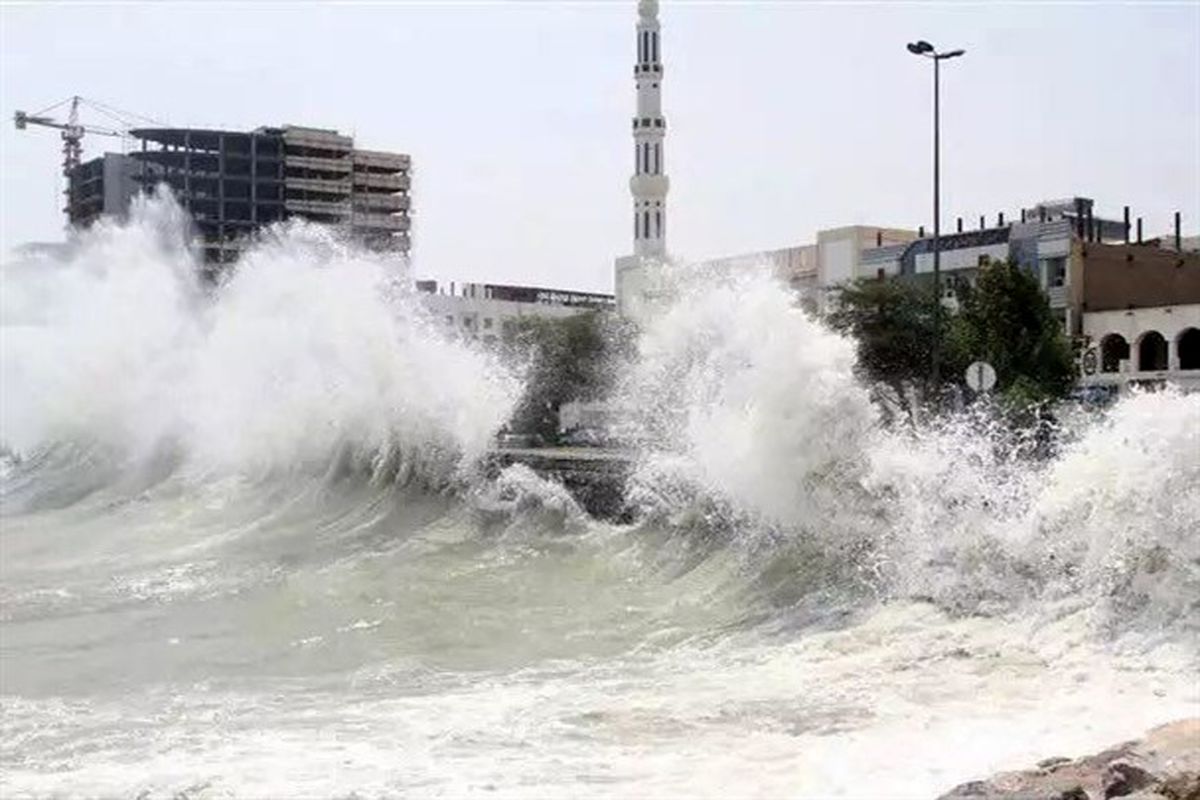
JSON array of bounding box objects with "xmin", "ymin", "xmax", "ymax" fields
[{"xmin": 1, "ymin": 1, "xmax": 1197, "ymax": 293}]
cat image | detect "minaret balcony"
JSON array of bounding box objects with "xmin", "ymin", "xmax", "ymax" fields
[
  {"xmin": 632, "ymin": 117, "xmax": 667, "ymax": 129},
  {"xmin": 634, "ymin": 64, "xmax": 663, "ymax": 76},
  {"xmin": 629, "ymin": 174, "xmax": 669, "ymax": 198}
]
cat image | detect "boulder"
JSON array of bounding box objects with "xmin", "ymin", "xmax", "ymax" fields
[{"xmin": 939, "ymin": 719, "xmax": 1200, "ymax": 800}]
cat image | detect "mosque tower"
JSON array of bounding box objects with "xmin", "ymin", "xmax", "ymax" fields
[
  {"xmin": 615, "ymin": 0, "xmax": 670, "ymax": 323},
  {"xmin": 631, "ymin": 0, "xmax": 669, "ymax": 257}
]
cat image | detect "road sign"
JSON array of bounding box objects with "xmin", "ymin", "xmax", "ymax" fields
[
  {"xmin": 1082, "ymin": 349, "xmax": 1098, "ymax": 376},
  {"xmin": 965, "ymin": 360, "xmax": 997, "ymax": 393}
]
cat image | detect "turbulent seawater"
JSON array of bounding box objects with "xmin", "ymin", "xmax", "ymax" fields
[{"xmin": 2, "ymin": 197, "xmax": 1198, "ymax": 799}]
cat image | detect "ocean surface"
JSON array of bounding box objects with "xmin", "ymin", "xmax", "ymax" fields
[{"xmin": 3, "ymin": 196, "xmax": 1198, "ymax": 799}]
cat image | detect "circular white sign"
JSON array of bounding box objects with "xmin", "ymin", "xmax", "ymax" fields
[{"xmin": 965, "ymin": 360, "xmax": 997, "ymax": 393}]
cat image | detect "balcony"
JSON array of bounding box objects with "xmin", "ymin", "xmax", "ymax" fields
[
  {"xmin": 353, "ymin": 194, "xmax": 410, "ymax": 212},
  {"xmin": 351, "ymin": 213, "xmax": 410, "ymax": 231},
  {"xmin": 284, "ymin": 154, "xmax": 352, "ymax": 173},
  {"xmin": 353, "ymin": 172, "xmax": 410, "ymax": 190},
  {"xmin": 284, "ymin": 176, "xmax": 351, "ymax": 194},
  {"xmin": 352, "ymin": 149, "xmax": 410, "ymax": 170},
  {"xmin": 282, "ymin": 128, "xmax": 352, "ymax": 151},
  {"xmin": 285, "ymin": 198, "xmax": 350, "ymax": 217}
]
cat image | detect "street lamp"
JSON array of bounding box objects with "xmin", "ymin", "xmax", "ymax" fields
[{"xmin": 907, "ymin": 39, "xmax": 964, "ymax": 390}]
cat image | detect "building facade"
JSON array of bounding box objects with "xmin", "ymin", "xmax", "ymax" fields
[
  {"xmin": 416, "ymin": 280, "xmax": 615, "ymax": 346},
  {"xmin": 65, "ymin": 124, "xmax": 411, "ymax": 265},
  {"xmin": 1076, "ymin": 242, "xmax": 1200, "ymax": 392}
]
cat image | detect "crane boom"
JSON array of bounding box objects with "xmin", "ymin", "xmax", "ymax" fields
[
  {"xmin": 12, "ymin": 95, "xmax": 148, "ymax": 224},
  {"xmin": 13, "ymin": 110, "xmax": 123, "ymax": 138}
]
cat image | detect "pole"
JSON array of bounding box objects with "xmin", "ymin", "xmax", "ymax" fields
[{"xmin": 931, "ymin": 55, "xmax": 942, "ymax": 388}]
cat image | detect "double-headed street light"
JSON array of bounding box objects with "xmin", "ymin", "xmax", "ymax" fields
[{"xmin": 907, "ymin": 40, "xmax": 965, "ymax": 389}]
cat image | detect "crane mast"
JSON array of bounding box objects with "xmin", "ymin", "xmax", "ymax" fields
[{"xmin": 13, "ymin": 95, "xmax": 154, "ymax": 223}]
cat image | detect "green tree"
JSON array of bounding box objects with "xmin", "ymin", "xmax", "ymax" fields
[
  {"xmin": 827, "ymin": 278, "xmax": 940, "ymax": 396},
  {"xmin": 829, "ymin": 261, "xmax": 1075, "ymax": 408},
  {"xmin": 503, "ymin": 311, "xmax": 632, "ymax": 442},
  {"xmin": 946, "ymin": 260, "xmax": 1075, "ymax": 406}
]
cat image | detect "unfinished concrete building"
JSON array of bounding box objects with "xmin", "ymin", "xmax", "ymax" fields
[{"xmin": 64, "ymin": 124, "xmax": 411, "ymax": 265}]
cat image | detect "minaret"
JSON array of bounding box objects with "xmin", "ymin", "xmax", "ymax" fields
[{"xmin": 631, "ymin": 0, "xmax": 669, "ymax": 258}]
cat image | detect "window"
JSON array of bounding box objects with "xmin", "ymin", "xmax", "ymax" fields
[
  {"xmin": 653, "ymin": 143, "xmax": 660, "ymax": 174},
  {"xmin": 978, "ymin": 254, "xmax": 991, "ymax": 267},
  {"xmin": 483, "ymin": 317, "xmax": 493, "ymax": 330},
  {"xmin": 655, "ymin": 210, "xmax": 661, "ymax": 238},
  {"xmin": 445, "ymin": 315, "xmax": 453, "ymax": 326},
  {"xmin": 1100, "ymin": 334, "xmax": 1128, "ymax": 373},
  {"xmin": 651, "ymin": 31, "xmax": 658, "ymax": 62},
  {"xmin": 1178, "ymin": 328, "xmax": 1200, "ymax": 370},
  {"xmin": 1138, "ymin": 331, "xmax": 1168, "ymax": 372},
  {"xmin": 642, "ymin": 210, "xmax": 649, "ymax": 239},
  {"xmin": 1045, "ymin": 256, "xmax": 1067, "ymax": 288}
]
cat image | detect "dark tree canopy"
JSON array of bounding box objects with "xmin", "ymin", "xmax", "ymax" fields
[
  {"xmin": 829, "ymin": 262, "xmax": 1075, "ymax": 408},
  {"xmin": 503, "ymin": 311, "xmax": 633, "ymax": 442}
]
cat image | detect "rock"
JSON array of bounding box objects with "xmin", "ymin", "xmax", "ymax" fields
[
  {"xmin": 1157, "ymin": 772, "xmax": 1200, "ymax": 800},
  {"xmin": 939, "ymin": 719, "xmax": 1200, "ymax": 800},
  {"xmin": 1106, "ymin": 761, "xmax": 1157, "ymax": 797}
]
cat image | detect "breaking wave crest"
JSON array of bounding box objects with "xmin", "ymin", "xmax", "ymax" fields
[
  {"xmin": 1, "ymin": 192, "xmax": 521, "ymax": 506},
  {"xmin": 619, "ymin": 266, "xmax": 1200, "ymax": 636}
]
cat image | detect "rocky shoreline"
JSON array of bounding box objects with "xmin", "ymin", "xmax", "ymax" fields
[{"xmin": 939, "ymin": 719, "xmax": 1199, "ymax": 800}]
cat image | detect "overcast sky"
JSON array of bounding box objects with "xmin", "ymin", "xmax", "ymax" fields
[{"xmin": 1, "ymin": 1, "xmax": 1197, "ymax": 293}]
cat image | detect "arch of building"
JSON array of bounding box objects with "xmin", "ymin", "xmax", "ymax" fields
[
  {"xmin": 1178, "ymin": 327, "xmax": 1200, "ymax": 371},
  {"xmin": 1100, "ymin": 333, "xmax": 1129, "ymax": 373},
  {"xmin": 1137, "ymin": 330, "xmax": 1169, "ymax": 372}
]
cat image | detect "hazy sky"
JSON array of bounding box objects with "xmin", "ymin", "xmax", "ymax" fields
[{"xmin": 1, "ymin": 1, "xmax": 1197, "ymax": 293}]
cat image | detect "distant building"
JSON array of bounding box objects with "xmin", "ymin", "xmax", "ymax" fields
[
  {"xmin": 1076, "ymin": 243, "xmax": 1200, "ymax": 392},
  {"xmin": 700, "ymin": 226, "xmax": 918, "ymax": 309},
  {"xmin": 862, "ymin": 198, "xmax": 1147, "ymax": 335},
  {"xmin": 66, "ymin": 125, "xmax": 412, "ymax": 265},
  {"xmin": 415, "ymin": 280, "xmax": 615, "ymax": 346}
]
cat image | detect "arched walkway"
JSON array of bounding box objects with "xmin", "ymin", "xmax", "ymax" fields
[
  {"xmin": 1178, "ymin": 327, "xmax": 1200, "ymax": 371},
  {"xmin": 1100, "ymin": 333, "xmax": 1129, "ymax": 373},
  {"xmin": 1137, "ymin": 331, "xmax": 1168, "ymax": 372}
]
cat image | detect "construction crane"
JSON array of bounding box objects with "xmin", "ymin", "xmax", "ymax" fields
[{"xmin": 13, "ymin": 95, "xmax": 160, "ymax": 220}]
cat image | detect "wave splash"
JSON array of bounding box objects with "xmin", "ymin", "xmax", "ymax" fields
[
  {"xmin": 1, "ymin": 193, "xmax": 520, "ymax": 499},
  {"xmin": 618, "ymin": 265, "xmax": 1200, "ymax": 636}
]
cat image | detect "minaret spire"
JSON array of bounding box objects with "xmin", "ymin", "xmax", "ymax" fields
[{"xmin": 631, "ymin": 0, "xmax": 669, "ymax": 258}]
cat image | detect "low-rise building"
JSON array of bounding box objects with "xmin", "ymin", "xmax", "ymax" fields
[
  {"xmin": 415, "ymin": 280, "xmax": 615, "ymax": 346},
  {"xmin": 1076, "ymin": 243, "xmax": 1200, "ymax": 392}
]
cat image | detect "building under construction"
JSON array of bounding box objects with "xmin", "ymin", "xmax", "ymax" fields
[{"xmin": 66, "ymin": 124, "xmax": 411, "ymax": 263}]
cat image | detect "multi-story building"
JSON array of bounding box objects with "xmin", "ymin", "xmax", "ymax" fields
[
  {"xmin": 65, "ymin": 124, "xmax": 411, "ymax": 265},
  {"xmin": 415, "ymin": 280, "xmax": 615, "ymax": 346}
]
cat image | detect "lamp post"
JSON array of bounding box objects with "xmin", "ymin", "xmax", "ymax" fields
[{"xmin": 907, "ymin": 40, "xmax": 964, "ymax": 390}]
